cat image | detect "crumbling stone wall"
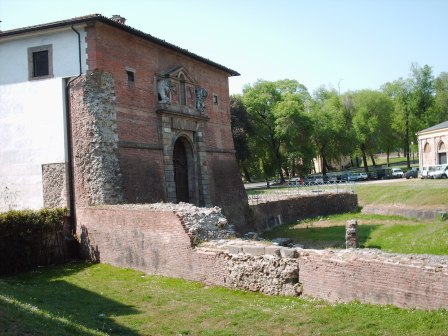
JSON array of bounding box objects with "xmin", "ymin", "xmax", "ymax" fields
[
  {"xmin": 42, "ymin": 163, "xmax": 68, "ymax": 208},
  {"xmin": 69, "ymin": 72, "xmax": 125, "ymax": 206}
]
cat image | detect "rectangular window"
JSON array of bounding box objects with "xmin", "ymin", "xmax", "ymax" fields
[
  {"xmin": 28, "ymin": 45, "xmax": 53, "ymax": 80},
  {"xmin": 33, "ymin": 50, "xmax": 49, "ymax": 77},
  {"xmin": 126, "ymin": 70, "xmax": 135, "ymax": 83},
  {"xmin": 213, "ymin": 94, "xmax": 218, "ymax": 105}
]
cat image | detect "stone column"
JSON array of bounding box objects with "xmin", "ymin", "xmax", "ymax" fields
[{"xmin": 345, "ymin": 219, "xmax": 358, "ymax": 248}]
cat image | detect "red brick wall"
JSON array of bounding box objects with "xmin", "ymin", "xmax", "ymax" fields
[
  {"xmin": 207, "ymin": 152, "xmax": 252, "ymax": 232},
  {"xmin": 252, "ymin": 193, "xmax": 358, "ymax": 232},
  {"xmin": 84, "ymin": 22, "xmax": 243, "ymax": 212},
  {"xmin": 299, "ymin": 251, "xmax": 448, "ymax": 310},
  {"xmin": 76, "ymin": 206, "xmax": 226, "ymax": 283},
  {"xmin": 76, "ymin": 206, "xmax": 448, "ymax": 309}
]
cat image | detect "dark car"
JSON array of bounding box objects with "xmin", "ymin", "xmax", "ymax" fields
[{"xmin": 405, "ymin": 167, "xmax": 419, "ymax": 179}]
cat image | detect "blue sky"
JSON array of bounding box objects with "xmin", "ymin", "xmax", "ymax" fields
[{"xmin": 1, "ymin": 0, "xmax": 447, "ymax": 95}]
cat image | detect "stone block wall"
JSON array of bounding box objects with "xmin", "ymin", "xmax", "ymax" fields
[
  {"xmin": 77, "ymin": 203, "xmax": 448, "ymax": 310},
  {"xmin": 42, "ymin": 163, "xmax": 68, "ymax": 208},
  {"xmin": 69, "ymin": 72, "xmax": 126, "ymax": 207},
  {"xmin": 252, "ymin": 193, "xmax": 358, "ymax": 232}
]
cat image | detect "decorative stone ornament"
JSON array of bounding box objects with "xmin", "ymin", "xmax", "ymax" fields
[
  {"xmin": 195, "ymin": 87, "xmax": 208, "ymax": 112},
  {"xmin": 157, "ymin": 78, "xmax": 171, "ymax": 104}
]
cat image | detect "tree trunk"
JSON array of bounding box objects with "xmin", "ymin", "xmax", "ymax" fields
[
  {"xmin": 370, "ymin": 153, "xmax": 377, "ymax": 167},
  {"xmin": 283, "ymin": 165, "xmax": 290, "ymax": 180},
  {"xmin": 361, "ymin": 144, "xmax": 369, "ymax": 172},
  {"xmin": 242, "ymin": 166, "xmax": 252, "ymax": 183},
  {"xmin": 405, "ymin": 111, "xmax": 411, "ymax": 169},
  {"xmin": 386, "ymin": 149, "xmax": 390, "ymax": 167},
  {"xmin": 321, "ymin": 146, "xmax": 327, "ymax": 176}
]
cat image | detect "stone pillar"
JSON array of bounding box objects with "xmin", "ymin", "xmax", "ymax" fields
[
  {"xmin": 69, "ymin": 71, "xmax": 126, "ymax": 207},
  {"xmin": 345, "ymin": 219, "xmax": 358, "ymax": 248}
]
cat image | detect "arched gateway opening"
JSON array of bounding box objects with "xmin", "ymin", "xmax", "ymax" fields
[{"xmin": 173, "ymin": 138, "xmax": 190, "ymax": 203}]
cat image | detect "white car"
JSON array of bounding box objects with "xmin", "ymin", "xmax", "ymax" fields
[
  {"xmin": 429, "ymin": 165, "xmax": 448, "ymax": 179},
  {"xmin": 391, "ymin": 168, "xmax": 404, "ymax": 178}
]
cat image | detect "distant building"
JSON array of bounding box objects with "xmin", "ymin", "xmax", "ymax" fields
[
  {"xmin": 417, "ymin": 121, "xmax": 448, "ymax": 169},
  {"xmin": 0, "ymin": 14, "xmax": 251, "ymax": 231}
]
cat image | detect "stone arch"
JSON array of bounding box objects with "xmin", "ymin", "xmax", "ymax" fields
[
  {"xmin": 424, "ymin": 143, "xmax": 431, "ymax": 153},
  {"xmin": 172, "ymin": 135, "xmax": 196, "ymax": 203}
]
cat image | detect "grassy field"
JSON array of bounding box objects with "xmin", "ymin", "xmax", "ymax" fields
[
  {"xmin": 247, "ymin": 179, "xmax": 448, "ymax": 209},
  {"xmin": 355, "ymin": 179, "xmax": 448, "ymax": 208},
  {"xmin": 1, "ymin": 262, "xmax": 448, "ymax": 336},
  {"xmin": 253, "ymin": 179, "xmax": 448, "ymax": 254},
  {"xmin": 262, "ymin": 213, "xmax": 448, "ymax": 255},
  {"xmin": 2, "ymin": 179, "xmax": 447, "ymax": 335}
]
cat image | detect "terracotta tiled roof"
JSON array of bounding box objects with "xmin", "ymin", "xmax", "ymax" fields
[{"xmin": 0, "ymin": 14, "xmax": 240, "ymax": 76}]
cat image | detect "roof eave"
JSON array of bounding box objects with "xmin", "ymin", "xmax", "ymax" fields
[{"xmin": 0, "ymin": 14, "xmax": 240, "ymax": 77}]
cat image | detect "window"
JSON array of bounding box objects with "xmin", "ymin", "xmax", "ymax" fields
[
  {"xmin": 179, "ymin": 74, "xmax": 186, "ymax": 105},
  {"xmin": 213, "ymin": 94, "xmax": 218, "ymax": 105},
  {"xmin": 28, "ymin": 45, "xmax": 53, "ymax": 80},
  {"xmin": 126, "ymin": 70, "xmax": 135, "ymax": 83}
]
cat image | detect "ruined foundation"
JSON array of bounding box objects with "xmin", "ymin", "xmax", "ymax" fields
[{"xmin": 77, "ymin": 201, "xmax": 448, "ymax": 310}]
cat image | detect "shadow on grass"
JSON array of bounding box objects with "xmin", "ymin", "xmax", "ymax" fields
[
  {"xmin": 264, "ymin": 224, "xmax": 381, "ymax": 249},
  {"xmin": 0, "ymin": 262, "xmax": 139, "ymax": 336}
]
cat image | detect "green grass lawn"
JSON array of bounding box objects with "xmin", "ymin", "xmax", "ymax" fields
[
  {"xmin": 1, "ymin": 262, "xmax": 447, "ymax": 336},
  {"xmin": 355, "ymin": 179, "xmax": 448, "ymax": 208},
  {"xmin": 262, "ymin": 213, "xmax": 448, "ymax": 255}
]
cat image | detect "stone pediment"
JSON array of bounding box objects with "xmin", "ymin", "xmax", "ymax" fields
[{"xmin": 158, "ymin": 66, "xmax": 198, "ymax": 86}]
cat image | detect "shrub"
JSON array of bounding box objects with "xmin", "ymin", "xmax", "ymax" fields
[{"xmin": 0, "ymin": 208, "xmax": 68, "ymax": 275}]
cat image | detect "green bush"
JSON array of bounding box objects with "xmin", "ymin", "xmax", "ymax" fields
[{"xmin": 0, "ymin": 208, "xmax": 68, "ymax": 275}]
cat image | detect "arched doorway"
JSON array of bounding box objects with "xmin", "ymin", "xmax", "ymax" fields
[{"xmin": 173, "ymin": 138, "xmax": 190, "ymax": 203}]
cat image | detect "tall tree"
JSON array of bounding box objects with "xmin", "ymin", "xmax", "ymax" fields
[
  {"xmin": 352, "ymin": 90, "xmax": 394, "ymax": 171},
  {"xmin": 242, "ymin": 79, "xmax": 312, "ymax": 182},
  {"xmin": 382, "ymin": 64, "xmax": 436, "ymax": 168},
  {"xmin": 310, "ymin": 87, "xmax": 354, "ymax": 175},
  {"xmin": 230, "ymin": 94, "xmax": 253, "ymax": 181},
  {"xmin": 433, "ymin": 72, "xmax": 448, "ymax": 123},
  {"xmin": 274, "ymin": 95, "xmax": 314, "ymax": 177}
]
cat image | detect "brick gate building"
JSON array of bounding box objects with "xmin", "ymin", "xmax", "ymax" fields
[{"xmin": 0, "ymin": 14, "xmax": 251, "ymax": 232}]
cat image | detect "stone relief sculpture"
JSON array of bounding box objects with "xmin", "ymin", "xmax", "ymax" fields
[
  {"xmin": 195, "ymin": 87, "xmax": 208, "ymax": 112},
  {"xmin": 157, "ymin": 78, "xmax": 172, "ymax": 104}
]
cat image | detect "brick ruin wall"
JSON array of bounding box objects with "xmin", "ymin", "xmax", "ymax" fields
[
  {"xmin": 77, "ymin": 203, "xmax": 448, "ymax": 310},
  {"xmin": 252, "ymin": 193, "xmax": 358, "ymax": 232}
]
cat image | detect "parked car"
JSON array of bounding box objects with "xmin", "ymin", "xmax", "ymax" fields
[
  {"xmin": 405, "ymin": 167, "xmax": 419, "ymax": 179},
  {"xmin": 391, "ymin": 168, "xmax": 404, "ymax": 178},
  {"xmin": 429, "ymin": 164, "xmax": 448, "ymax": 179},
  {"xmin": 347, "ymin": 172, "xmax": 368, "ymax": 181},
  {"xmin": 421, "ymin": 166, "xmax": 436, "ymax": 179}
]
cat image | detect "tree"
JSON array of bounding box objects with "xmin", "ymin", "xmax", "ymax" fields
[
  {"xmin": 274, "ymin": 96, "xmax": 314, "ymax": 177},
  {"xmin": 352, "ymin": 90, "xmax": 394, "ymax": 171},
  {"xmin": 433, "ymin": 72, "xmax": 448, "ymax": 123},
  {"xmin": 242, "ymin": 79, "xmax": 312, "ymax": 182},
  {"xmin": 310, "ymin": 87, "xmax": 355, "ymax": 175},
  {"xmin": 382, "ymin": 64, "xmax": 436, "ymax": 168},
  {"xmin": 230, "ymin": 94, "xmax": 253, "ymax": 182}
]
